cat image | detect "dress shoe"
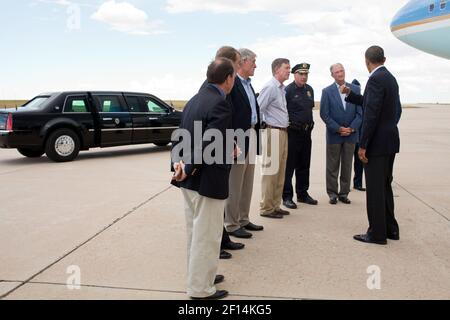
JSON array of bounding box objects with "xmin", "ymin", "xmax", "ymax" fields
[
  {"xmin": 219, "ymin": 250, "xmax": 232, "ymax": 259},
  {"xmin": 191, "ymin": 290, "xmax": 229, "ymax": 300},
  {"xmin": 222, "ymin": 241, "xmax": 245, "ymax": 250},
  {"xmin": 214, "ymin": 274, "xmax": 224, "ymax": 285},
  {"xmin": 387, "ymin": 232, "xmax": 400, "ymax": 240},
  {"xmin": 244, "ymin": 222, "xmax": 264, "ymax": 231},
  {"xmin": 298, "ymin": 194, "xmax": 318, "ymax": 205},
  {"xmin": 353, "ymin": 234, "xmax": 387, "ymax": 245},
  {"xmin": 354, "ymin": 186, "xmax": 366, "ymax": 192},
  {"xmin": 329, "ymin": 197, "xmax": 338, "ymax": 205},
  {"xmin": 275, "ymin": 208, "xmax": 290, "ymax": 215},
  {"xmin": 283, "ymin": 199, "xmax": 297, "ymax": 209},
  {"xmin": 260, "ymin": 211, "xmax": 284, "ymax": 219},
  {"xmin": 229, "ymin": 227, "xmax": 253, "ymax": 239},
  {"xmin": 338, "ymin": 196, "xmax": 351, "ymax": 204}
]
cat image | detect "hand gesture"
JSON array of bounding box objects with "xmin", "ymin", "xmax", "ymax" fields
[{"xmin": 340, "ymin": 85, "xmax": 351, "ymax": 95}]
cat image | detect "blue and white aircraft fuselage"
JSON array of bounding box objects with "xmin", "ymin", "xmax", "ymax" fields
[{"xmin": 391, "ymin": 0, "xmax": 450, "ymax": 59}]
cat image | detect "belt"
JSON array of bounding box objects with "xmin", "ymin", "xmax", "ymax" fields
[
  {"xmin": 289, "ymin": 122, "xmax": 314, "ymax": 131},
  {"xmin": 266, "ymin": 125, "xmax": 288, "ymax": 132}
]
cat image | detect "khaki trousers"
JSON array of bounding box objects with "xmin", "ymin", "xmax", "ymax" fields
[
  {"xmin": 225, "ymin": 156, "xmax": 256, "ymax": 232},
  {"xmin": 260, "ymin": 128, "xmax": 288, "ymax": 214},
  {"xmin": 181, "ymin": 188, "xmax": 225, "ymax": 298}
]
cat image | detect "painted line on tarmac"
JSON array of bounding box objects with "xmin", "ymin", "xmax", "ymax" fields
[
  {"xmin": 395, "ymin": 181, "xmax": 450, "ymax": 223},
  {"xmin": 0, "ymin": 186, "xmax": 173, "ymax": 300},
  {"xmin": 4, "ymin": 280, "xmax": 310, "ymax": 300}
]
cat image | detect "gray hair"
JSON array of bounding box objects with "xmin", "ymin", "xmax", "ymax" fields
[
  {"xmin": 239, "ymin": 48, "xmax": 256, "ymax": 62},
  {"xmin": 330, "ymin": 63, "xmax": 344, "ymax": 74}
]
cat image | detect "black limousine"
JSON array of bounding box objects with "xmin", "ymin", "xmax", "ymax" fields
[{"xmin": 0, "ymin": 91, "xmax": 182, "ymax": 162}]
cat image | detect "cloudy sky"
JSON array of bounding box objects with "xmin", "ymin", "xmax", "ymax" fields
[{"xmin": 1, "ymin": 0, "xmax": 449, "ymax": 103}]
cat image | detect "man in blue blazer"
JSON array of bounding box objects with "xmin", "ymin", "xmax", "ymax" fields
[{"xmin": 320, "ymin": 63, "xmax": 362, "ymax": 205}]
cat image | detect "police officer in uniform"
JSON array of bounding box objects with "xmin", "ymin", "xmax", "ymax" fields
[{"xmin": 283, "ymin": 63, "xmax": 318, "ymax": 209}]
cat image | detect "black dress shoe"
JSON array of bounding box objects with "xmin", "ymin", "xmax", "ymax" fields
[
  {"xmin": 353, "ymin": 234, "xmax": 387, "ymax": 245},
  {"xmin": 329, "ymin": 197, "xmax": 338, "ymax": 205},
  {"xmin": 222, "ymin": 241, "xmax": 245, "ymax": 250},
  {"xmin": 298, "ymin": 194, "xmax": 318, "ymax": 205},
  {"xmin": 283, "ymin": 199, "xmax": 297, "ymax": 209},
  {"xmin": 260, "ymin": 212, "xmax": 284, "ymax": 219},
  {"xmin": 191, "ymin": 290, "xmax": 229, "ymax": 300},
  {"xmin": 229, "ymin": 227, "xmax": 253, "ymax": 239},
  {"xmin": 244, "ymin": 222, "xmax": 264, "ymax": 231},
  {"xmin": 275, "ymin": 208, "xmax": 290, "ymax": 216},
  {"xmin": 220, "ymin": 250, "xmax": 232, "ymax": 259},
  {"xmin": 387, "ymin": 232, "xmax": 400, "ymax": 240},
  {"xmin": 338, "ymin": 196, "xmax": 351, "ymax": 204},
  {"xmin": 354, "ymin": 186, "xmax": 366, "ymax": 192},
  {"xmin": 214, "ymin": 274, "xmax": 224, "ymax": 285}
]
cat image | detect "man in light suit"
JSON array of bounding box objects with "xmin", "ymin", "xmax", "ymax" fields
[
  {"xmin": 171, "ymin": 58, "xmax": 236, "ymax": 299},
  {"xmin": 320, "ymin": 63, "xmax": 362, "ymax": 205},
  {"xmin": 342, "ymin": 46, "xmax": 402, "ymax": 245}
]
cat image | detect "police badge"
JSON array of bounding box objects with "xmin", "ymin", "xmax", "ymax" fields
[{"xmin": 307, "ymin": 91, "xmax": 312, "ymax": 98}]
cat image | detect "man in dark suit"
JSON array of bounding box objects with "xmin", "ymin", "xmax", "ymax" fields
[
  {"xmin": 320, "ymin": 63, "xmax": 362, "ymax": 205},
  {"xmin": 351, "ymin": 79, "xmax": 366, "ymax": 192},
  {"xmin": 199, "ymin": 46, "xmax": 245, "ymax": 258},
  {"xmin": 342, "ymin": 46, "xmax": 402, "ymax": 245},
  {"xmin": 171, "ymin": 58, "xmax": 236, "ymax": 299},
  {"xmin": 225, "ymin": 48, "xmax": 264, "ymax": 239}
]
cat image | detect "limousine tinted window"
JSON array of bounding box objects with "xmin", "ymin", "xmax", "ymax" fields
[
  {"xmin": 93, "ymin": 95, "xmax": 127, "ymax": 113},
  {"xmin": 64, "ymin": 96, "xmax": 89, "ymax": 113},
  {"xmin": 125, "ymin": 95, "xmax": 148, "ymax": 113},
  {"xmin": 144, "ymin": 97, "xmax": 168, "ymax": 114}
]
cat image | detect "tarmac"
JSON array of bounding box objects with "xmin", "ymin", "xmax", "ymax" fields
[{"xmin": 0, "ymin": 104, "xmax": 449, "ymax": 300}]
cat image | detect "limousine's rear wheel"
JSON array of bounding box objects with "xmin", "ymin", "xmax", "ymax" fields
[
  {"xmin": 45, "ymin": 129, "xmax": 80, "ymax": 162},
  {"xmin": 18, "ymin": 147, "xmax": 45, "ymax": 158}
]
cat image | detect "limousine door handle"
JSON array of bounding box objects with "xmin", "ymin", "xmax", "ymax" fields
[
  {"xmin": 148, "ymin": 117, "xmax": 158, "ymax": 120},
  {"xmin": 102, "ymin": 118, "xmax": 113, "ymax": 121}
]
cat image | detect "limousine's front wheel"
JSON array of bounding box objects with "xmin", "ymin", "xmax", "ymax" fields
[
  {"xmin": 18, "ymin": 147, "xmax": 45, "ymax": 158},
  {"xmin": 45, "ymin": 129, "xmax": 80, "ymax": 162}
]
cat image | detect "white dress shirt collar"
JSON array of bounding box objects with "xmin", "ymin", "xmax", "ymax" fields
[{"xmin": 369, "ymin": 65, "xmax": 385, "ymax": 78}]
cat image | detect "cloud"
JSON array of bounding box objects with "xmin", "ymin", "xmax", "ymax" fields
[
  {"xmin": 164, "ymin": 0, "xmax": 450, "ymax": 103},
  {"xmin": 166, "ymin": 0, "xmax": 258, "ymax": 14},
  {"xmin": 36, "ymin": 0, "xmax": 71, "ymax": 5},
  {"xmin": 91, "ymin": 0, "xmax": 165, "ymax": 35}
]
